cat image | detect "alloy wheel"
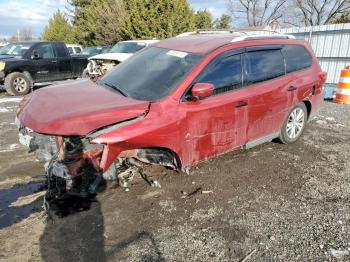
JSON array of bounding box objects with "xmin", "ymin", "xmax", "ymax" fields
[
  {"xmin": 286, "ymin": 108, "xmax": 305, "ymax": 139},
  {"xmin": 13, "ymin": 77, "xmax": 27, "ymax": 93}
]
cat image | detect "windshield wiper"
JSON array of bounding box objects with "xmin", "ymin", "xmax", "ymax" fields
[{"xmin": 102, "ymin": 82, "xmax": 128, "ymax": 97}]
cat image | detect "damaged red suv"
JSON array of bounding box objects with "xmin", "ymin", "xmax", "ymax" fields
[{"xmin": 17, "ymin": 33, "xmax": 326, "ymax": 198}]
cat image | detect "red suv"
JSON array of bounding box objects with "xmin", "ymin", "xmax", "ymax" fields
[{"xmin": 17, "ymin": 33, "xmax": 326, "ymax": 197}]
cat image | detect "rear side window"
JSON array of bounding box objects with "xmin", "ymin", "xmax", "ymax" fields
[
  {"xmin": 244, "ymin": 49, "xmax": 285, "ymax": 85},
  {"xmin": 196, "ymin": 53, "xmax": 242, "ymax": 95},
  {"xmin": 282, "ymin": 45, "xmax": 312, "ymax": 73},
  {"xmin": 55, "ymin": 43, "xmax": 68, "ymax": 57},
  {"xmin": 74, "ymin": 47, "xmax": 82, "ymax": 54}
]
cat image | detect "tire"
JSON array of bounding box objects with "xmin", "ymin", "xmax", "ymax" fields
[
  {"xmin": 4, "ymin": 72, "xmax": 31, "ymax": 96},
  {"xmin": 278, "ymin": 103, "xmax": 308, "ymax": 144},
  {"xmin": 82, "ymin": 68, "xmax": 89, "ymax": 78}
]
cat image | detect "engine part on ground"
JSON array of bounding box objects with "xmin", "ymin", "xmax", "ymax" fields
[
  {"xmin": 139, "ymin": 170, "xmax": 161, "ymax": 188},
  {"xmin": 117, "ymin": 167, "xmax": 139, "ymax": 188}
]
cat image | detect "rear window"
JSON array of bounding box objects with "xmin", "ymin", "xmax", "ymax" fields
[
  {"xmin": 244, "ymin": 49, "xmax": 285, "ymax": 85},
  {"xmin": 282, "ymin": 45, "xmax": 312, "ymax": 73}
]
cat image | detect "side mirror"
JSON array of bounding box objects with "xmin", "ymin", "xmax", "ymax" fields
[
  {"xmin": 191, "ymin": 83, "xmax": 215, "ymax": 100},
  {"xmin": 31, "ymin": 51, "xmax": 40, "ymax": 60}
]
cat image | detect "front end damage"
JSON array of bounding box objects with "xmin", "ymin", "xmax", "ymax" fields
[
  {"xmin": 18, "ymin": 120, "xmax": 180, "ymax": 202},
  {"xmin": 19, "ymin": 126, "xmax": 104, "ymax": 199},
  {"xmin": 87, "ymin": 59, "xmax": 120, "ymax": 77}
]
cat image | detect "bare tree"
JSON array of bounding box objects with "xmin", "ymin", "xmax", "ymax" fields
[
  {"xmin": 294, "ymin": 0, "xmax": 350, "ymax": 26},
  {"xmin": 227, "ymin": 0, "xmax": 288, "ymax": 26},
  {"xmin": 18, "ymin": 27, "xmax": 33, "ymax": 41}
]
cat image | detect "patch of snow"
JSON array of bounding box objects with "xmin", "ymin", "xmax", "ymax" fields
[{"xmin": 0, "ymin": 97, "xmax": 21, "ymax": 104}]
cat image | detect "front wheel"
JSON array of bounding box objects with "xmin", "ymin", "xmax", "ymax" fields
[
  {"xmin": 278, "ymin": 103, "xmax": 307, "ymax": 144},
  {"xmin": 4, "ymin": 72, "xmax": 31, "ymax": 96},
  {"xmin": 82, "ymin": 68, "xmax": 89, "ymax": 78}
]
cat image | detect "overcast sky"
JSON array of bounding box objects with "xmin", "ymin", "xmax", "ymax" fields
[{"xmin": 0, "ymin": 0, "xmax": 228, "ymax": 39}]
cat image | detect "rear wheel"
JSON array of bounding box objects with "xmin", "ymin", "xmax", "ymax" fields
[
  {"xmin": 4, "ymin": 72, "xmax": 31, "ymax": 96},
  {"xmin": 278, "ymin": 103, "xmax": 307, "ymax": 144}
]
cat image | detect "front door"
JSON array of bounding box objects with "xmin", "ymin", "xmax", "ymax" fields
[
  {"xmin": 30, "ymin": 43, "xmax": 58, "ymax": 82},
  {"xmin": 182, "ymin": 49, "xmax": 249, "ymax": 166}
]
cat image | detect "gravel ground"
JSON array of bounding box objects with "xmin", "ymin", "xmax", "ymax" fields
[{"xmin": 0, "ymin": 91, "xmax": 349, "ymax": 261}]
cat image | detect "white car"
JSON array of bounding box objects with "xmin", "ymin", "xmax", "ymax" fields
[
  {"xmin": 66, "ymin": 44, "xmax": 83, "ymax": 55},
  {"xmin": 87, "ymin": 40, "xmax": 159, "ymax": 76}
]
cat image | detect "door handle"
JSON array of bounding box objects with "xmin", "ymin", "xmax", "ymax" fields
[
  {"xmin": 235, "ymin": 101, "xmax": 248, "ymax": 108},
  {"xmin": 287, "ymin": 86, "xmax": 298, "ymax": 92},
  {"xmin": 51, "ymin": 60, "xmax": 58, "ymax": 63}
]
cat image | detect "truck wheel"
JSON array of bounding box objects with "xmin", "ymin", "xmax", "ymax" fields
[
  {"xmin": 278, "ymin": 103, "xmax": 307, "ymax": 144},
  {"xmin": 82, "ymin": 68, "xmax": 89, "ymax": 78},
  {"xmin": 4, "ymin": 72, "xmax": 31, "ymax": 96}
]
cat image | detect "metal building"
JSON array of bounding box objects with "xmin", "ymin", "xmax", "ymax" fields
[{"xmin": 278, "ymin": 23, "xmax": 350, "ymax": 98}]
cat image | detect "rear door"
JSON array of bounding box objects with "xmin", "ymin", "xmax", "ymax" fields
[
  {"xmin": 30, "ymin": 43, "xmax": 58, "ymax": 82},
  {"xmin": 243, "ymin": 46, "xmax": 289, "ymax": 145},
  {"xmin": 182, "ymin": 49, "xmax": 250, "ymax": 165},
  {"xmin": 54, "ymin": 43, "xmax": 72, "ymax": 79},
  {"xmin": 281, "ymin": 45, "xmax": 314, "ymax": 110}
]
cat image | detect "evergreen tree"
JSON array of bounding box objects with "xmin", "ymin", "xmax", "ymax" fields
[
  {"xmin": 332, "ymin": 12, "xmax": 350, "ymax": 24},
  {"xmin": 215, "ymin": 14, "xmax": 232, "ymax": 29},
  {"xmin": 42, "ymin": 10, "xmax": 74, "ymax": 43},
  {"xmin": 120, "ymin": 0, "xmax": 195, "ymax": 40},
  {"xmin": 194, "ymin": 9, "xmax": 214, "ymax": 29},
  {"xmin": 69, "ymin": 0, "xmax": 125, "ymax": 46}
]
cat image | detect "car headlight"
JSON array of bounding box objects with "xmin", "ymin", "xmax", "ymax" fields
[{"xmin": 0, "ymin": 61, "xmax": 5, "ymax": 70}]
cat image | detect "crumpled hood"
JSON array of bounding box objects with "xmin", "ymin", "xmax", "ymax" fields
[
  {"xmin": 89, "ymin": 52, "xmax": 133, "ymax": 62},
  {"xmin": 17, "ymin": 79, "xmax": 150, "ymax": 136}
]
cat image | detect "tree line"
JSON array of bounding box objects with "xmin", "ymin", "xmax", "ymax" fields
[
  {"xmin": 42, "ymin": 0, "xmax": 350, "ymax": 47},
  {"xmin": 42, "ymin": 0, "xmax": 231, "ymax": 46}
]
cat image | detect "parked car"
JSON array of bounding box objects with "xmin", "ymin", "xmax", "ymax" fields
[
  {"xmin": 86, "ymin": 40, "xmax": 158, "ymax": 76},
  {"xmin": 16, "ymin": 33, "xmax": 326, "ymax": 198},
  {"xmin": 66, "ymin": 44, "xmax": 83, "ymax": 55},
  {"xmin": 0, "ymin": 41, "xmax": 89, "ymax": 95},
  {"xmin": 80, "ymin": 45, "xmax": 111, "ymax": 57},
  {"xmin": 0, "ymin": 42, "xmax": 8, "ymax": 48}
]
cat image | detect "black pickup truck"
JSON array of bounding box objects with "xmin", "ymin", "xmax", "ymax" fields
[{"xmin": 0, "ymin": 41, "xmax": 88, "ymax": 95}]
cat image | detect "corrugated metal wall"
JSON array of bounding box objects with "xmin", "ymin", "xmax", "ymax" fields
[{"xmin": 278, "ymin": 23, "xmax": 350, "ymax": 84}]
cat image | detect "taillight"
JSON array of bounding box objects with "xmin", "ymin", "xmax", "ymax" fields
[{"xmin": 318, "ymin": 71, "xmax": 327, "ymax": 85}]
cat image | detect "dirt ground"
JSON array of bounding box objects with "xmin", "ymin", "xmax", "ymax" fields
[{"xmin": 0, "ymin": 89, "xmax": 350, "ymax": 262}]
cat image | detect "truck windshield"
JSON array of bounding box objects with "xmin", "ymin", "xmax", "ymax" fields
[
  {"xmin": 109, "ymin": 42, "xmax": 146, "ymax": 54},
  {"xmin": 0, "ymin": 43, "xmax": 32, "ymax": 57},
  {"xmin": 98, "ymin": 47, "xmax": 203, "ymax": 101}
]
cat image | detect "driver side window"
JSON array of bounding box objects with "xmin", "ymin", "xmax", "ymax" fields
[
  {"xmin": 195, "ymin": 51, "xmax": 243, "ymax": 95},
  {"xmin": 33, "ymin": 43, "xmax": 55, "ymax": 59}
]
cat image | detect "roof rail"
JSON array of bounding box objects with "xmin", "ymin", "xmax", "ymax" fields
[
  {"xmin": 231, "ymin": 34, "xmax": 295, "ymax": 42},
  {"xmin": 176, "ymin": 29, "xmax": 296, "ymax": 41}
]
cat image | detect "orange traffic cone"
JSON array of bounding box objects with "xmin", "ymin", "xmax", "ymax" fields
[{"xmin": 334, "ymin": 66, "xmax": 350, "ymax": 104}]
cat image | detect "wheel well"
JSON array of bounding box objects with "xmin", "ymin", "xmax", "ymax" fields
[
  {"xmin": 303, "ymin": 100, "xmax": 312, "ymax": 119},
  {"xmin": 120, "ymin": 147, "xmax": 182, "ymax": 171}
]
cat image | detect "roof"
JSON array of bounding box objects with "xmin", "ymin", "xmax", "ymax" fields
[
  {"xmin": 156, "ymin": 33, "xmax": 296, "ymax": 54},
  {"xmin": 156, "ymin": 34, "xmax": 238, "ymax": 54}
]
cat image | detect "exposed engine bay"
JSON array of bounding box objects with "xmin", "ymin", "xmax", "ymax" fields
[{"xmin": 87, "ymin": 59, "xmax": 120, "ymax": 77}]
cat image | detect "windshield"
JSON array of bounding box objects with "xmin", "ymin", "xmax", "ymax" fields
[
  {"xmin": 0, "ymin": 43, "xmax": 32, "ymax": 57},
  {"xmin": 98, "ymin": 47, "xmax": 203, "ymax": 101},
  {"xmin": 109, "ymin": 42, "xmax": 146, "ymax": 54},
  {"xmin": 82, "ymin": 47, "xmax": 102, "ymax": 55}
]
